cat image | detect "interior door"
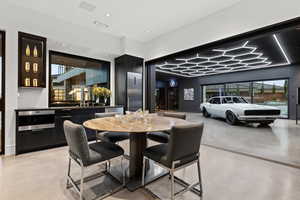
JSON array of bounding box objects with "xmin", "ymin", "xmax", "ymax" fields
[{"xmin": 0, "ymin": 31, "xmax": 5, "ymax": 154}]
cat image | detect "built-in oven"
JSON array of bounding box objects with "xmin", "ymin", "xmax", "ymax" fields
[{"xmin": 16, "ymin": 110, "xmax": 56, "ymax": 154}]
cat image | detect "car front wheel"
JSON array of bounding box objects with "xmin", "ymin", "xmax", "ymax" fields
[
  {"xmin": 202, "ymin": 108, "xmax": 210, "ymax": 118},
  {"xmin": 226, "ymin": 111, "xmax": 238, "ymax": 125}
]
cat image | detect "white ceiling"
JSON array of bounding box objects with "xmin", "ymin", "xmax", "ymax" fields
[{"xmin": 4, "ymin": 0, "xmax": 243, "ymax": 42}]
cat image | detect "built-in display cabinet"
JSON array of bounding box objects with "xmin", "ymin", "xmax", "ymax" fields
[{"xmin": 18, "ymin": 32, "xmax": 47, "ymax": 88}]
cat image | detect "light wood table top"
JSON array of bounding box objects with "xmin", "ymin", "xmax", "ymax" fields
[{"xmin": 83, "ymin": 114, "xmax": 190, "ymax": 133}]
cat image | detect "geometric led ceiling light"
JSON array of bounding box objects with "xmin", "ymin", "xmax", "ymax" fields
[{"xmin": 156, "ymin": 34, "xmax": 290, "ymax": 77}]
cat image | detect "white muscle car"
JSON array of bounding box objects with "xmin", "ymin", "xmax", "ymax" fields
[{"xmin": 200, "ymin": 96, "xmax": 281, "ymax": 125}]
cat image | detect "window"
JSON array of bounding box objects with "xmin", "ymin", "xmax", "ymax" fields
[
  {"xmin": 49, "ymin": 52, "xmax": 110, "ymax": 107},
  {"xmin": 202, "ymin": 84, "xmax": 225, "ymax": 102},
  {"xmin": 253, "ymin": 80, "xmax": 288, "ymax": 117},
  {"xmin": 210, "ymin": 98, "xmax": 221, "ymax": 104},
  {"xmin": 226, "ymin": 82, "xmax": 251, "ymax": 102},
  {"xmin": 202, "ymin": 79, "xmax": 288, "ymax": 118}
]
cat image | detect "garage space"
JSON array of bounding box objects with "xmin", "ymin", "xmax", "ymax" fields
[
  {"xmin": 146, "ymin": 19, "xmax": 300, "ymax": 168},
  {"xmin": 186, "ymin": 113, "xmax": 300, "ymax": 167}
]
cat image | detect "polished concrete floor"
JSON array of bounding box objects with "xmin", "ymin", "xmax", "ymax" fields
[
  {"xmin": 1, "ymin": 114, "xmax": 300, "ymax": 200},
  {"xmin": 186, "ymin": 113, "xmax": 300, "ymax": 167},
  {"xmin": 1, "ymin": 144, "xmax": 300, "ymax": 200}
]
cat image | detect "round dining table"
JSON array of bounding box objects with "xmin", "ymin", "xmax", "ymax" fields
[{"xmin": 83, "ymin": 114, "xmax": 190, "ymax": 191}]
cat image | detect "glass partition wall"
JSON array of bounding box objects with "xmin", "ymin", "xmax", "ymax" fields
[
  {"xmin": 202, "ymin": 79, "xmax": 288, "ymax": 118},
  {"xmin": 49, "ymin": 51, "xmax": 110, "ymax": 107}
]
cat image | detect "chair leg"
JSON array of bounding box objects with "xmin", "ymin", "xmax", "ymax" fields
[
  {"xmin": 121, "ymin": 156, "xmax": 126, "ymax": 186},
  {"xmin": 95, "ymin": 131, "xmax": 98, "ymax": 142},
  {"xmin": 197, "ymin": 158, "xmax": 203, "ymax": 197},
  {"xmin": 66, "ymin": 157, "xmax": 71, "ymax": 188},
  {"xmin": 170, "ymin": 169, "xmax": 175, "ymax": 200},
  {"xmin": 107, "ymin": 160, "xmax": 111, "ymax": 172},
  {"xmin": 80, "ymin": 163, "xmax": 85, "ymax": 200},
  {"xmin": 142, "ymin": 157, "xmax": 146, "ymax": 186}
]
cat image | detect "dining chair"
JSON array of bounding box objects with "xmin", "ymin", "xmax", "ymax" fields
[
  {"xmin": 147, "ymin": 112, "xmax": 186, "ymax": 143},
  {"xmin": 95, "ymin": 112, "xmax": 129, "ymax": 143},
  {"xmin": 63, "ymin": 120, "xmax": 125, "ymax": 200},
  {"xmin": 142, "ymin": 122, "xmax": 204, "ymax": 200}
]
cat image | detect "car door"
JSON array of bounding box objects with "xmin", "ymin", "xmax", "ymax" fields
[
  {"xmin": 219, "ymin": 97, "xmax": 230, "ymax": 118},
  {"xmin": 204, "ymin": 98, "xmax": 215, "ymax": 114},
  {"xmin": 209, "ymin": 97, "xmax": 222, "ymax": 117}
]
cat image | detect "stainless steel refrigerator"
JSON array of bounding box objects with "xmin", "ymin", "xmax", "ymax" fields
[{"xmin": 127, "ymin": 72, "xmax": 142, "ymax": 111}]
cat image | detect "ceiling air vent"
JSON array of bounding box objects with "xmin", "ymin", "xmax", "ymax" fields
[
  {"xmin": 93, "ymin": 20, "xmax": 109, "ymax": 28},
  {"xmin": 79, "ymin": 1, "xmax": 96, "ymax": 12}
]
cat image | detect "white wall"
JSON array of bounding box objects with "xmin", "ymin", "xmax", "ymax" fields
[
  {"xmin": 120, "ymin": 37, "xmax": 146, "ymax": 58},
  {"xmin": 0, "ymin": 2, "xmax": 123, "ymax": 155},
  {"xmin": 145, "ymin": 0, "xmax": 300, "ymax": 60}
]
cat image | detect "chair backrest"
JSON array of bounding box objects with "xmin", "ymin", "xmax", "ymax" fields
[
  {"xmin": 163, "ymin": 112, "xmax": 186, "ymax": 120},
  {"xmin": 166, "ymin": 123, "xmax": 204, "ymax": 167},
  {"xmin": 95, "ymin": 112, "xmax": 118, "ymax": 118},
  {"xmin": 63, "ymin": 120, "xmax": 90, "ymax": 165}
]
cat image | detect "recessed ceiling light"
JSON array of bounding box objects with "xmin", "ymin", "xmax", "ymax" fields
[{"xmin": 106, "ymin": 13, "xmax": 111, "ymax": 17}]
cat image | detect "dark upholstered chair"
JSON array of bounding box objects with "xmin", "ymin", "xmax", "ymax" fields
[
  {"xmin": 147, "ymin": 112, "xmax": 187, "ymax": 143},
  {"xmin": 142, "ymin": 123, "xmax": 204, "ymax": 200},
  {"xmin": 63, "ymin": 120, "xmax": 125, "ymax": 200},
  {"xmin": 95, "ymin": 112, "xmax": 129, "ymax": 143}
]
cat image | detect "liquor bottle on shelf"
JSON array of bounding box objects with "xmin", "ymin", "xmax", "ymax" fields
[
  {"xmin": 33, "ymin": 63, "xmax": 38, "ymax": 73},
  {"xmin": 25, "ymin": 45, "xmax": 31, "ymax": 56},
  {"xmin": 33, "ymin": 78, "xmax": 38, "ymax": 87},
  {"xmin": 25, "ymin": 62, "xmax": 30, "ymax": 72},
  {"xmin": 25, "ymin": 78, "xmax": 30, "ymax": 87},
  {"xmin": 33, "ymin": 45, "xmax": 38, "ymax": 57}
]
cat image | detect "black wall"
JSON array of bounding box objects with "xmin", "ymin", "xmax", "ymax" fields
[
  {"xmin": 147, "ymin": 65, "xmax": 156, "ymax": 112},
  {"xmin": 177, "ymin": 65, "xmax": 300, "ymax": 119},
  {"xmin": 115, "ymin": 55, "xmax": 143, "ymax": 110}
]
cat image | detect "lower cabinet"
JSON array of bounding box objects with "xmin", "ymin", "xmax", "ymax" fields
[
  {"xmin": 16, "ymin": 128, "xmax": 55, "ymax": 154},
  {"xmin": 16, "ymin": 107, "xmax": 121, "ymax": 154},
  {"xmin": 54, "ymin": 115, "xmax": 72, "ymax": 145}
]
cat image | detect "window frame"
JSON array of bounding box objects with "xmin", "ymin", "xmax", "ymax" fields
[{"xmin": 48, "ymin": 51, "xmax": 111, "ymax": 107}]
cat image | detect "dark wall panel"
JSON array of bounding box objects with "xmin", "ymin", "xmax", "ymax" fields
[
  {"xmin": 115, "ymin": 55, "xmax": 143, "ymax": 110},
  {"xmin": 178, "ymin": 78, "xmax": 201, "ymax": 113},
  {"xmin": 177, "ymin": 65, "xmax": 300, "ymax": 119},
  {"xmin": 147, "ymin": 65, "xmax": 156, "ymax": 112}
]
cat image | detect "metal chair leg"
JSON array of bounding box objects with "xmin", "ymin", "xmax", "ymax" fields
[
  {"xmin": 66, "ymin": 157, "xmax": 71, "ymax": 188},
  {"xmin": 170, "ymin": 169, "xmax": 175, "ymax": 200},
  {"xmin": 107, "ymin": 160, "xmax": 111, "ymax": 171},
  {"xmin": 121, "ymin": 156, "xmax": 126, "ymax": 186},
  {"xmin": 80, "ymin": 163, "xmax": 85, "ymax": 200},
  {"xmin": 197, "ymin": 158, "xmax": 203, "ymax": 197},
  {"xmin": 142, "ymin": 157, "xmax": 146, "ymax": 186},
  {"xmin": 95, "ymin": 131, "xmax": 99, "ymax": 142}
]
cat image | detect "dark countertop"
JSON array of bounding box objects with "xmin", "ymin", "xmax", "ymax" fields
[{"xmin": 15, "ymin": 105, "xmax": 124, "ymax": 112}]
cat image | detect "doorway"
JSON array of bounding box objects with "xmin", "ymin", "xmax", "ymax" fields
[
  {"xmin": 155, "ymin": 72, "xmax": 179, "ymax": 112},
  {"xmin": 0, "ymin": 31, "xmax": 5, "ymax": 154}
]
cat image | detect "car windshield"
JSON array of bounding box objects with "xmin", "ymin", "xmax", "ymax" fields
[{"xmin": 222, "ymin": 97, "xmax": 248, "ymax": 104}]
